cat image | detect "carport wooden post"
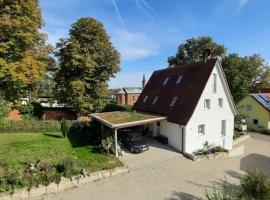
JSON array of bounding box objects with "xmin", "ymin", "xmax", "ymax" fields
[
  {"xmin": 114, "ymin": 129, "xmax": 118, "ymax": 157},
  {"xmin": 101, "ymin": 124, "xmax": 104, "ymax": 140}
]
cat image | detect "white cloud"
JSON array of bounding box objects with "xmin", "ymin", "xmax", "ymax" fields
[
  {"xmin": 239, "ymin": 0, "xmax": 250, "ymax": 7},
  {"xmin": 135, "ymin": 0, "xmax": 157, "ymax": 23},
  {"xmin": 43, "ymin": 28, "xmax": 67, "ymax": 46},
  {"xmin": 111, "ymin": 0, "xmax": 124, "ymax": 26},
  {"xmin": 111, "ymin": 29, "xmax": 159, "ymax": 60}
]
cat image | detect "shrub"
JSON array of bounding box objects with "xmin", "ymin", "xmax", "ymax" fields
[
  {"xmin": 0, "ymin": 99, "xmax": 10, "ymax": 119},
  {"xmin": 61, "ymin": 120, "xmax": 69, "ymax": 138},
  {"xmin": 101, "ymin": 137, "xmax": 115, "ymax": 155},
  {"xmin": 15, "ymin": 102, "xmax": 43, "ymax": 119},
  {"xmin": 206, "ymin": 170, "xmax": 270, "ymax": 200},
  {"xmin": 0, "ymin": 119, "xmax": 61, "ymax": 133},
  {"xmin": 55, "ymin": 157, "xmax": 79, "ymax": 178},
  {"xmin": 102, "ymin": 103, "xmax": 132, "ymax": 112}
]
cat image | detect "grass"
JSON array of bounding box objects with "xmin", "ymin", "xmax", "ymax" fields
[
  {"xmin": 0, "ymin": 132, "xmax": 122, "ymax": 173},
  {"xmin": 94, "ymin": 111, "xmax": 164, "ymax": 124}
]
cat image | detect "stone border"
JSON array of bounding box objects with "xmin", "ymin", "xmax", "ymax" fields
[
  {"xmin": 0, "ymin": 166, "xmax": 129, "ymax": 200},
  {"xmin": 233, "ymin": 133, "xmax": 250, "ymax": 146},
  {"xmin": 184, "ymin": 152, "xmax": 228, "ymax": 162}
]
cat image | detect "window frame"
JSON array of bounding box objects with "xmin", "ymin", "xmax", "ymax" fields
[
  {"xmin": 143, "ymin": 95, "xmax": 148, "ymax": 103},
  {"xmin": 163, "ymin": 77, "xmax": 170, "ymax": 85},
  {"xmin": 204, "ymin": 99, "xmax": 211, "ymax": 110},
  {"xmin": 218, "ymin": 98, "xmax": 223, "ymax": 108},
  {"xmin": 152, "ymin": 96, "xmax": 159, "ymax": 105},
  {"xmin": 198, "ymin": 124, "xmax": 205, "ymax": 135},
  {"xmin": 169, "ymin": 97, "xmax": 178, "ymax": 107},
  {"xmin": 176, "ymin": 75, "xmax": 183, "ymax": 84}
]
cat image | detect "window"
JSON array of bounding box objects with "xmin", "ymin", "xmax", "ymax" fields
[
  {"xmin": 221, "ymin": 120, "xmax": 226, "ymax": 136},
  {"xmin": 198, "ymin": 124, "xmax": 205, "ymax": 135},
  {"xmin": 246, "ymin": 105, "xmax": 252, "ymax": 112},
  {"xmin": 204, "ymin": 99, "xmax": 211, "ymax": 109},
  {"xmin": 169, "ymin": 97, "xmax": 178, "ymax": 107},
  {"xmin": 143, "ymin": 95, "xmax": 148, "ymax": 103},
  {"xmin": 213, "ymin": 74, "xmax": 217, "ymax": 93},
  {"xmin": 218, "ymin": 98, "xmax": 223, "ymax": 108},
  {"xmin": 163, "ymin": 77, "xmax": 170, "ymax": 85},
  {"xmin": 152, "ymin": 96, "xmax": 159, "ymax": 105},
  {"xmin": 176, "ymin": 75, "xmax": 183, "ymax": 84},
  {"xmin": 253, "ymin": 119, "xmax": 258, "ymax": 125}
]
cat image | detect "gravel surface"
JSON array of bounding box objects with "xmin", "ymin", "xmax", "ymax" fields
[{"xmin": 36, "ymin": 133, "xmax": 270, "ymax": 200}]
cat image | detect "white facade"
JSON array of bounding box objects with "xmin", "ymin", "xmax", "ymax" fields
[
  {"xmin": 148, "ymin": 61, "xmax": 236, "ymax": 155},
  {"xmin": 184, "ymin": 61, "xmax": 235, "ymax": 154}
]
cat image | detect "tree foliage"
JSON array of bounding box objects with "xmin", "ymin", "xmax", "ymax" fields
[
  {"xmin": 223, "ymin": 54, "xmax": 270, "ymax": 102},
  {"xmin": 0, "ymin": 0, "xmax": 52, "ymax": 100},
  {"xmin": 54, "ymin": 17, "xmax": 120, "ymax": 113},
  {"xmin": 168, "ymin": 36, "xmax": 227, "ymax": 67}
]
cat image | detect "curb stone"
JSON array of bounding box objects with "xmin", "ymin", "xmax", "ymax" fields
[{"xmin": 0, "ymin": 166, "xmax": 129, "ymax": 200}]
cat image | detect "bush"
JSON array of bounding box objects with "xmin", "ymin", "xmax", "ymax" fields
[
  {"xmin": 101, "ymin": 137, "xmax": 115, "ymax": 155},
  {"xmin": 206, "ymin": 170, "xmax": 270, "ymax": 200},
  {"xmin": 15, "ymin": 102, "xmax": 43, "ymax": 119},
  {"xmin": 0, "ymin": 99, "xmax": 10, "ymax": 119},
  {"xmin": 102, "ymin": 103, "xmax": 132, "ymax": 112},
  {"xmin": 55, "ymin": 157, "xmax": 79, "ymax": 178},
  {"xmin": 0, "ymin": 120, "xmax": 61, "ymax": 133},
  {"xmin": 61, "ymin": 120, "xmax": 69, "ymax": 138}
]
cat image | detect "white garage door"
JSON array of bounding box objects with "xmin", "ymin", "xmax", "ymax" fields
[{"xmin": 160, "ymin": 121, "xmax": 182, "ymax": 152}]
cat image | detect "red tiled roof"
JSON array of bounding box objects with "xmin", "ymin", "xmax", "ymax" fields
[{"xmin": 133, "ymin": 59, "xmax": 218, "ymax": 125}]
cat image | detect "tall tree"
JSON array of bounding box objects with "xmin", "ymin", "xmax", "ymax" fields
[
  {"xmin": 168, "ymin": 36, "xmax": 227, "ymax": 67},
  {"xmin": 54, "ymin": 17, "xmax": 120, "ymax": 113},
  {"xmin": 223, "ymin": 54, "xmax": 270, "ymax": 103},
  {"xmin": 0, "ymin": 0, "xmax": 52, "ymax": 100}
]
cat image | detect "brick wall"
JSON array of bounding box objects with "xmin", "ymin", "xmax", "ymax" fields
[
  {"xmin": 42, "ymin": 110, "xmax": 77, "ymax": 120},
  {"xmin": 126, "ymin": 93, "xmax": 140, "ymax": 105}
]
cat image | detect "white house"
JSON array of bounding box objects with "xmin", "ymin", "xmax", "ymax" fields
[{"xmin": 133, "ymin": 58, "xmax": 237, "ymax": 154}]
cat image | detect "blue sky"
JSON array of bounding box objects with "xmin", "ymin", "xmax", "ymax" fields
[{"xmin": 40, "ymin": 0, "xmax": 270, "ymax": 88}]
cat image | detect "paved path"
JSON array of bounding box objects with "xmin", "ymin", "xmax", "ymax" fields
[{"xmin": 37, "ymin": 133, "xmax": 270, "ymax": 200}]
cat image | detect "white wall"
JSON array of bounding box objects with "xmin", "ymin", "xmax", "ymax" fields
[
  {"xmin": 160, "ymin": 120, "xmax": 183, "ymax": 152},
  {"xmin": 185, "ymin": 63, "xmax": 235, "ymax": 154}
]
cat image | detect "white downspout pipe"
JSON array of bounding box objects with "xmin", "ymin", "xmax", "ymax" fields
[{"xmin": 114, "ymin": 129, "xmax": 118, "ymax": 157}]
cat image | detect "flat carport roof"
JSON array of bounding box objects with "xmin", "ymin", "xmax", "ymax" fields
[
  {"xmin": 90, "ymin": 111, "xmax": 167, "ymax": 129},
  {"xmin": 90, "ymin": 111, "xmax": 167, "ymax": 157}
]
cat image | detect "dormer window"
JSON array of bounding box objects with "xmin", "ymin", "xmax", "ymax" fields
[
  {"xmin": 169, "ymin": 97, "xmax": 178, "ymax": 107},
  {"xmin": 163, "ymin": 77, "xmax": 170, "ymax": 85},
  {"xmin": 176, "ymin": 75, "xmax": 183, "ymax": 84},
  {"xmin": 143, "ymin": 95, "xmax": 148, "ymax": 103},
  {"xmin": 152, "ymin": 96, "xmax": 159, "ymax": 105}
]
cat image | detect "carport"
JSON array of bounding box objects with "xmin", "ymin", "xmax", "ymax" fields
[{"xmin": 90, "ymin": 111, "xmax": 167, "ymax": 157}]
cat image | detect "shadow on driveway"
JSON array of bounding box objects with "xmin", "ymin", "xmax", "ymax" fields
[
  {"xmin": 240, "ymin": 153, "xmax": 270, "ymax": 175},
  {"xmin": 165, "ymin": 191, "xmax": 202, "ymax": 200}
]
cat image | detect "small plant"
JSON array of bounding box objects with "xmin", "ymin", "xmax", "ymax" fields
[
  {"xmin": 61, "ymin": 120, "xmax": 69, "ymax": 138},
  {"xmin": 101, "ymin": 137, "xmax": 115, "ymax": 155},
  {"xmin": 56, "ymin": 157, "xmax": 78, "ymax": 178}
]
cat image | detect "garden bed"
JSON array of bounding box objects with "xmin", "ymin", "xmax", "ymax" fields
[{"xmin": 0, "ymin": 132, "xmax": 122, "ymax": 194}]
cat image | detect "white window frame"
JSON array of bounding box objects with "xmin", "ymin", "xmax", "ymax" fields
[
  {"xmin": 218, "ymin": 98, "xmax": 223, "ymax": 108},
  {"xmin": 143, "ymin": 95, "xmax": 148, "ymax": 103},
  {"xmin": 163, "ymin": 77, "xmax": 170, "ymax": 85},
  {"xmin": 221, "ymin": 120, "xmax": 226, "ymax": 136},
  {"xmin": 213, "ymin": 74, "xmax": 217, "ymax": 93},
  {"xmin": 176, "ymin": 75, "xmax": 183, "ymax": 84},
  {"xmin": 198, "ymin": 124, "xmax": 205, "ymax": 135},
  {"xmin": 204, "ymin": 99, "xmax": 211, "ymax": 110},
  {"xmin": 169, "ymin": 97, "xmax": 178, "ymax": 107}
]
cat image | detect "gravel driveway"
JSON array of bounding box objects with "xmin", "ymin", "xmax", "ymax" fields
[{"xmin": 37, "ymin": 133, "xmax": 270, "ymax": 200}]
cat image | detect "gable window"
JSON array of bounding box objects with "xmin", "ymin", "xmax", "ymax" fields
[
  {"xmin": 253, "ymin": 119, "xmax": 258, "ymax": 125},
  {"xmin": 213, "ymin": 74, "xmax": 217, "ymax": 93},
  {"xmin": 198, "ymin": 124, "xmax": 205, "ymax": 135},
  {"xmin": 143, "ymin": 95, "xmax": 148, "ymax": 103},
  {"xmin": 169, "ymin": 97, "xmax": 178, "ymax": 107},
  {"xmin": 204, "ymin": 99, "xmax": 211, "ymax": 110},
  {"xmin": 246, "ymin": 105, "xmax": 252, "ymax": 112},
  {"xmin": 218, "ymin": 98, "xmax": 223, "ymax": 108},
  {"xmin": 176, "ymin": 75, "xmax": 183, "ymax": 84},
  {"xmin": 163, "ymin": 77, "xmax": 170, "ymax": 85},
  {"xmin": 152, "ymin": 96, "xmax": 159, "ymax": 105},
  {"xmin": 221, "ymin": 120, "xmax": 226, "ymax": 136}
]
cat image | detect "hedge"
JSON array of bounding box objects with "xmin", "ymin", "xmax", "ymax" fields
[
  {"xmin": 102, "ymin": 103, "xmax": 132, "ymax": 112},
  {"xmin": 0, "ymin": 120, "xmax": 62, "ymax": 133}
]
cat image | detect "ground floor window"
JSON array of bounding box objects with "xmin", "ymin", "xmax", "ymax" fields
[
  {"xmin": 253, "ymin": 119, "xmax": 258, "ymax": 125},
  {"xmin": 221, "ymin": 120, "xmax": 226, "ymax": 136}
]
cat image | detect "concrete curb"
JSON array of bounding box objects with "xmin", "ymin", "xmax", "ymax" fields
[
  {"xmin": 233, "ymin": 134, "xmax": 250, "ymax": 147},
  {"xmin": 0, "ymin": 166, "xmax": 129, "ymax": 200},
  {"xmin": 185, "ymin": 152, "xmax": 228, "ymax": 162}
]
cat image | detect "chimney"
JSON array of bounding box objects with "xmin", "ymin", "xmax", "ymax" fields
[
  {"xmin": 204, "ymin": 49, "xmax": 212, "ymax": 63},
  {"xmin": 142, "ymin": 74, "xmax": 146, "ymax": 88}
]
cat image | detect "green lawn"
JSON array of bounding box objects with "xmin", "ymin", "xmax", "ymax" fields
[{"xmin": 0, "ymin": 132, "xmax": 122, "ymax": 173}]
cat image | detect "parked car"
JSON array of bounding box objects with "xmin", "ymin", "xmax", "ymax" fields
[{"xmin": 120, "ymin": 130, "xmax": 149, "ymax": 153}]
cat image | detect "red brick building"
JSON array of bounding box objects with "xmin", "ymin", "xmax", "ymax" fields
[{"xmin": 115, "ymin": 87, "xmax": 142, "ymax": 105}]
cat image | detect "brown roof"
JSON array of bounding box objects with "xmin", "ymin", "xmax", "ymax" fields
[{"xmin": 133, "ymin": 59, "xmax": 218, "ymax": 125}]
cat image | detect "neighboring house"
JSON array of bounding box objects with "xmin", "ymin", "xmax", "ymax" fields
[
  {"xmin": 133, "ymin": 58, "xmax": 237, "ymax": 154},
  {"xmin": 238, "ymin": 93, "xmax": 270, "ymax": 129}
]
